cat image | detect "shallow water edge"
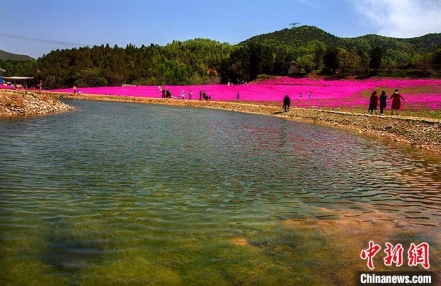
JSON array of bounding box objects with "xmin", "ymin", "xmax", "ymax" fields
[{"xmin": 62, "ymin": 92, "xmax": 441, "ymax": 156}]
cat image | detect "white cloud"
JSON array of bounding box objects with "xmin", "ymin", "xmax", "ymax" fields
[{"xmin": 347, "ymin": 0, "xmax": 441, "ymax": 37}]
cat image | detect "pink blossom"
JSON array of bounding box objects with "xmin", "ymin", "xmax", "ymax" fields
[{"xmin": 51, "ymin": 77, "xmax": 441, "ymax": 110}]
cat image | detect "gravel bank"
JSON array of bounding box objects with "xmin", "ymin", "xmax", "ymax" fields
[{"xmin": 0, "ymin": 89, "xmax": 73, "ymax": 116}]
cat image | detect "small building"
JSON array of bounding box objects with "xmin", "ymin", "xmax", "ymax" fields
[
  {"xmin": 288, "ymin": 61, "xmax": 300, "ymax": 75},
  {"xmin": 1, "ymin": 76, "xmax": 34, "ymax": 88}
]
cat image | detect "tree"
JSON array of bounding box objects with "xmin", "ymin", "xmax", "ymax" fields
[
  {"xmin": 414, "ymin": 52, "xmax": 432, "ymax": 72},
  {"xmin": 273, "ymin": 52, "xmax": 291, "ymax": 75},
  {"xmin": 432, "ymin": 46, "xmax": 441, "ymax": 70},
  {"xmin": 323, "ymin": 47, "xmax": 339, "ymax": 73},
  {"xmin": 369, "ymin": 46, "xmax": 384, "ymax": 71},
  {"xmin": 248, "ymin": 42, "xmax": 274, "ymax": 79},
  {"xmin": 296, "ymin": 54, "xmax": 315, "ymax": 73},
  {"xmin": 312, "ymin": 40, "xmax": 326, "ymax": 71},
  {"xmin": 337, "ymin": 49, "xmax": 361, "ymax": 77},
  {"xmin": 408, "ymin": 41, "xmax": 421, "ymax": 67},
  {"xmin": 221, "ymin": 42, "xmax": 274, "ymax": 83},
  {"xmin": 357, "ymin": 49, "xmax": 370, "ymax": 76},
  {"xmin": 158, "ymin": 59, "xmax": 189, "ymax": 84}
]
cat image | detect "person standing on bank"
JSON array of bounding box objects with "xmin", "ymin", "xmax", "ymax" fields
[
  {"xmin": 368, "ymin": 91, "xmax": 379, "ymax": 114},
  {"xmin": 283, "ymin": 94, "xmax": 291, "ymax": 112},
  {"xmin": 390, "ymin": 89, "xmax": 407, "ymax": 115},
  {"xmin": 379, "ymin": 90, "xmax": 388, "ymax": 114}
]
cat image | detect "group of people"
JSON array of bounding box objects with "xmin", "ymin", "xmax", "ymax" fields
[
  {"xmin": 160, "ymin": 88, "xmax": 172, "ymax": 98},
  {"xmin": 180, "ymin": 90, "xmax": 195, "ymax": 100},
  {"xmin": 282, "ymin": 88, "xmax": 407, "ymax": 115},
  {"xmin": 199, "ymin": 90, "xmax": 211, "ymax": 100},
  {"xmin": 158, "ymin": 87, "xmax": 212, "ymax": 100},
  {"xmin": 368, "ymin": 89, "xmax": 407, "ymax": 115},
  {"xmin": 72, "ymin": 86, "xmax": 81, "ymax": 94},
  {"xmin": 299, "ymin": 92, "xmax": 312, "ymax": 99}
]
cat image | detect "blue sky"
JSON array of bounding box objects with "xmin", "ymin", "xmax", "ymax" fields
[{"xmin": 1, "ymin": 0, "xmax": 441, "ymax": 58}]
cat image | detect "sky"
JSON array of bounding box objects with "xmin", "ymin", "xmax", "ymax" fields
[{"xmin": 1, "ymin": 0, "xmax": 441, "ymax": 58}]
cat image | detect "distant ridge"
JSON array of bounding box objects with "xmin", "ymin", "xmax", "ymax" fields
[
  {"xmin": 0, "ymin": 49, "xmax": 34, "ymax": 61},
  {"xmin": 243, "ymin": 25, "xmax": 340, "ymax": 47},
  {"xmin": 242, "ymin": 25, "xmax": 441, "ymax": 54},
  {"xmin": 238, "ymin": 25, "xmax": 441, "ymax": 70}
]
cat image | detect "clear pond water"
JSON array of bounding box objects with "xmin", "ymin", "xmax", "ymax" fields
[{"xmin": 1, "ymin": 100, "xmax": 440, "ymax": 285}]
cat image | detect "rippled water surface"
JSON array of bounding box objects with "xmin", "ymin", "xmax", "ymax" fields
[{"xmin": 1, "ymin": 101, "xmax": 440, "ymax": 285}]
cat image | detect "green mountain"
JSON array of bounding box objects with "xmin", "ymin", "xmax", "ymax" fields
[
  {"xmin": 0, "ymin": 49, "xmax": 34, "ymax": 61},
  {"xmin": 243, "ymin": 25, "xmax": 340, "ymax": 48},
  {"xmin": 242, "ymin": 25, "xmax": 441, "ymax": 66},
  {"xmin": 354, "ymin": 33, "xmax": 441, "ymax": 53},
  {"xmin": 243, "ymin": 25, "xmax": 441, "ymax": 52}
]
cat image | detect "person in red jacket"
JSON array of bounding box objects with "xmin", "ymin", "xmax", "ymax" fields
[
  {"xmin": 390, "ymin": 89, "xmax": 407, "ymax": 115},
  {"xmin": 368, "ymin": 91, "xmax": 379, "ymax": 114}
]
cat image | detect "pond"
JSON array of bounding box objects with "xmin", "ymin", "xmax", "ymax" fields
[{"xmin": 1, "ymin": 100, "xmax": 440, "ymax": 285}]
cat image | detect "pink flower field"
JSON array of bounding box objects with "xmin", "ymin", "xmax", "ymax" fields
[{"xmin": 52, "ymin": 77, "xmax": 441, "ymax": 110}]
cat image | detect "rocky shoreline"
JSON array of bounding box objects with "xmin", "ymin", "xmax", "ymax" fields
[
  {"xmin": 2, "ymin": 89, "xmax": 440, "ymax": 155},
  {"xmin": 0, "ymin": 89, "xmax": 73, "ymax": 116}
]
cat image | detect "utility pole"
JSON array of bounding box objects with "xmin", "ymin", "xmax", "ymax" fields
[{"xmin": 289, "ymin": 22, "xmax": 300, "ymax": 28}]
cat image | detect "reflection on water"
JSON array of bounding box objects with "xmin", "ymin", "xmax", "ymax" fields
[{"xmin": 1, "ymin": 100, "xmax": 440, "ymax": 285}]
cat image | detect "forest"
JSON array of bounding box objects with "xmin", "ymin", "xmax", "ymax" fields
[{"xmin": 1, "ymin": 25, "xmax": 441, "ymax": 89}]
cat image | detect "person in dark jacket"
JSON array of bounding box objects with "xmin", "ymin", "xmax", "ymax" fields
[
  {"xmin": 283, "ymin": 94, "xmax": 291, "ymax": 112},
  {"xmin": 379, "ymin": 90, "xmax": 388, "ymax": 114}
]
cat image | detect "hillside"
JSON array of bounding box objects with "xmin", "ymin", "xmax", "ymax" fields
[
  {"xmin": 353, "ymin": 33, "xmax": 441, "ymax": 54},
  {"xmin": 244, "ymin": 25, "xmax": 341, "ymax": 48},
  {"xmin": 243, "ymin": 25, "xmax": 441, "ymax": 52},
  {"xmin": 242, "ymin": 25, "xmax": 441, "ymax": 66},
  {"xmin": 0, "ymin": 49, "xmax": 34, "ymax": 61}
]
